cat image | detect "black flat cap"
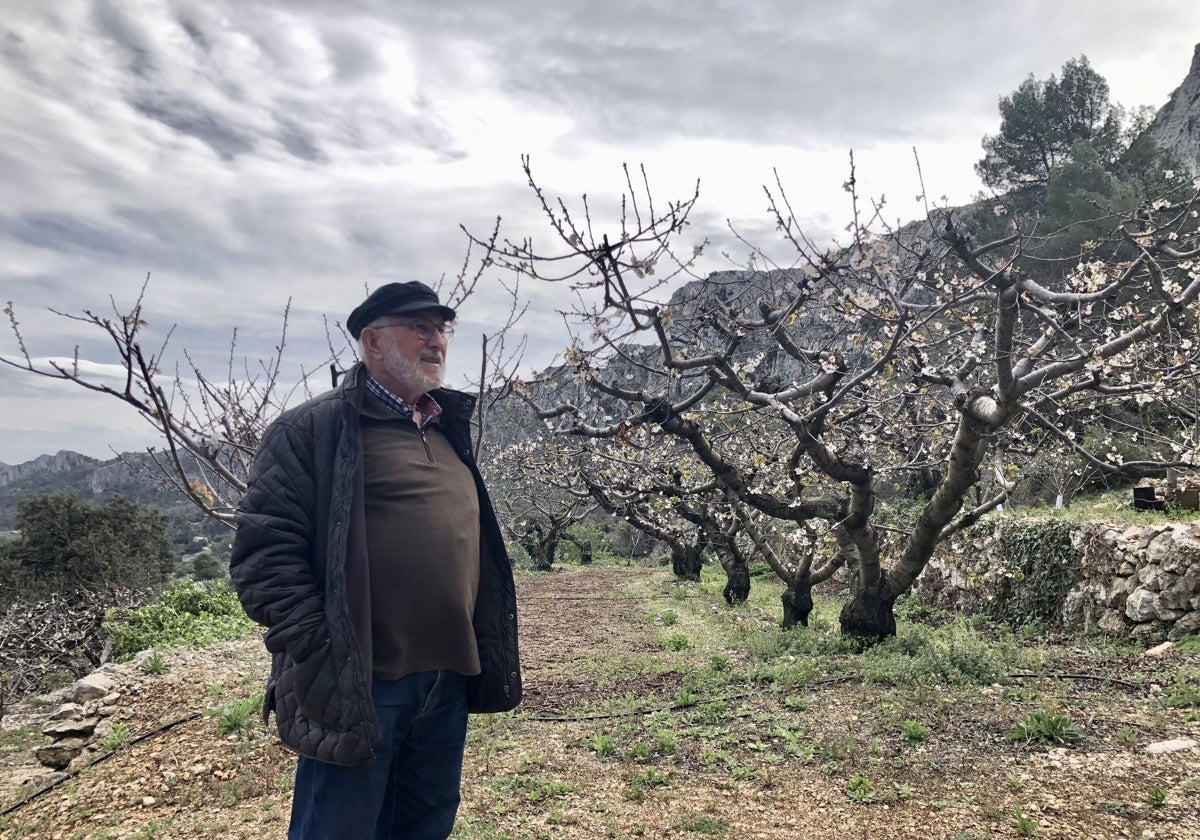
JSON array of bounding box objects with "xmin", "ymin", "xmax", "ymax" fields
[{"xmin": 346, "ymin": 281, "xmax": 456, "ymax": 339}]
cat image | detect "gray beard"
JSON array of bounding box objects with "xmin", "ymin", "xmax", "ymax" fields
[{"xmin": 383, "ymin": 345, "xmax": 443, "ymax": 396}]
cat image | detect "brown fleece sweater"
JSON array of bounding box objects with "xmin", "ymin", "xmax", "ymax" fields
[{"xmin": 359, "ymin": 395, "xmax": 481, "ymax": 680}]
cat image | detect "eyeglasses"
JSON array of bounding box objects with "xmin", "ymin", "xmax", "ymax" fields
[{"xmin": 372, "ymin": 318, "xmax": 455, "ymax": 343}]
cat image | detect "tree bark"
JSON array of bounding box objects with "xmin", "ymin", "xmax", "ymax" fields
[
  {"xmin": 781, "ymin": 580, "xmax": 814, "ymax": 629},
  {"xmin": 722, "ymin": 557, "xmax": 750, "ymax": 605},
  {"xmin": 838, "ymin": 578, "xmax": 896, "ymax": 645},
  {"xmin": 671, "ymin": 546, "xmax": 703, "ymax": 581}
]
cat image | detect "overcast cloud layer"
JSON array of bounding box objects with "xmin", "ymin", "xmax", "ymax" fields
[{"xmin": 2, "ymin": 0, "xmax": 1198, "ymax": 464}]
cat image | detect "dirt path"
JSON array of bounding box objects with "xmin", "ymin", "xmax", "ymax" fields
[{"xmin": 2, "ymin": 566, "xmax": 1199, "ymax": 839}]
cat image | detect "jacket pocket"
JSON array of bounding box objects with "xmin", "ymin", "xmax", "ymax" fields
[{"xmin": 277, "ymin": 638, "xmax": 343, "ymax": 728}]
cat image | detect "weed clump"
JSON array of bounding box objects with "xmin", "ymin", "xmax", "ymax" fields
[{"xmin": 104, "ymin": 580, "xmax": 256, "ymax": 661}]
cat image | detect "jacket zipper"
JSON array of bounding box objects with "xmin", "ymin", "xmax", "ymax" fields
[{"xmin": 415, "ymin": 421, "xmax": 434, "ymax": 463}]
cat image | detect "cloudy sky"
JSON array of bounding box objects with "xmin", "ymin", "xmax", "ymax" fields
[{"xmin": 1, "ymin": 0, "xmax": 1198, "ymax": 465}]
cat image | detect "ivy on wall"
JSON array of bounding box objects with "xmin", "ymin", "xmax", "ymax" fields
[{"xmin": 982, "ymin": 519, "xmax": 1081, "ymax": 630}]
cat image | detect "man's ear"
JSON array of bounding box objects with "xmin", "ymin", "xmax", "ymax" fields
[{"xmin": 359, "ymin": 327, "xmax": 382, "ymax": 359}]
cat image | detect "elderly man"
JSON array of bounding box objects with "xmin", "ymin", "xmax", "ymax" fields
[{"xmin": 230, "ymin": 281, "xmax": 521, "ymax": 840}]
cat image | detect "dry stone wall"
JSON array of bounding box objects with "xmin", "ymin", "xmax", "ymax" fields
[{"xmin": 919, "ymin": 519, "xmax": 1200, "ymax": 642}]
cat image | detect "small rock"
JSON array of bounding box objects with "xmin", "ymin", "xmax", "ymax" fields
[
  {"xmin": 142, "ymin": 796, "xmax": 156, "ymax": 807},
  {"xmin": 47, "ymin": 703, "xmax": 85, "ymax": 721},
  {"xmin": 34, "ymin": 737, "xmax": 90, "ymax": 770},
  {"xmin": 66, "ymin": 752, "xmax": 96, "ymax": 773},
  {"xmin": 21, "ymin": 771, "xmax": 65, "ymax": 790},
  {"xmin": 1143, "ymin": 641, "xmax": 1175, "ymax": 657},
  {"xmin": 41, "ymin": 717, "xmax": 100, "ymax": 738},
  {"xmin": 1144, "ymin": 738, "xmax": 1196, "ymax": 755}
]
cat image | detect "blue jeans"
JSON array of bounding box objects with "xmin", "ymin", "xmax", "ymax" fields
[{"xmin": 288, "ymin": 670, "xmax": 469, "ymax": 840}]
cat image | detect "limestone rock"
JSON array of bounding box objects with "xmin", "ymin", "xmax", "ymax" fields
[
  {"xmin": 1148, "ymin": 44, "xmax": 1200, "ymax": 174},
  {"xmin": 1098, "ymin": 609, "xmax": 1129, "ymax": 634},
  {"xmin": 1126, "ymin": 588, "xmax": 1160, "ymax": 622},
  {"xmin": 1168, "ymin": 610, "xmax": 1200, "ymax": 641},
  {"xmin": 34, "ymin": 736, "xmax": 90, "ymax": 770},
  {"xmin": 1144, "ymin": 738, "xmax": 1197, "ymax": 755},
  {"xmin": 47, "ymin": 703, "xmax": 86, "ymax": 721},
  {"xmin": 41, "ymin": 716, "xmax": 99, "ymax": 738},
  {"xmin": 71, "ymin": 673, "xmax": 117, "ymax": 703},
  {"xmin": 1137, "ymin": 565, "xmax": 1165, "ymax": 592},
  {"xmin": 1142, "ymin": 641, "xmax": 1175, "ymax": 657}
]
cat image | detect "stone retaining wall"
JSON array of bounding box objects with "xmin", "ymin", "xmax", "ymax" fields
[{"xmin": 917, "ymin": 520, "xmax": 1200, "ymax": 642}]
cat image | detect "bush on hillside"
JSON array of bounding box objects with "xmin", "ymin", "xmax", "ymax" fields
[{"xmin": 104, "ymin": 579, "xmax": 257, "ymax": 661}]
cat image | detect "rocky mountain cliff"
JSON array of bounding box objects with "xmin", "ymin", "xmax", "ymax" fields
[
  {"xmin": 0, "ymin": 450, "xmax": 189, "ymax": 529},
  {"xmin": 1148, "ymin": 43, "xmax": 1200, "ymax": 173},
  {"xmin": 0, "ymin": 450, "xmax": 98, "ymax": 489}
]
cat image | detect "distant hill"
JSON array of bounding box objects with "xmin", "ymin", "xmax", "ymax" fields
[{"xmin": 0, "ymin": 449, "xmax": 193, "ymax": 530}]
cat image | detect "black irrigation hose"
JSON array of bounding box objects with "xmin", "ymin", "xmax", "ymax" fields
[
  {"xmin": 518, "ymin": 595, "xmax": 667, "ymax": 601},
  {"xmin": 1, "ymin": 711, "xmax": 203, "ymax": 816},
  {"xmin": 1005, "ymin": 672, "xmax": 1145, "ymax": 691}
]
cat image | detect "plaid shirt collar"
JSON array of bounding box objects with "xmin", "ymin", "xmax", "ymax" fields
[{"xmin": 364, "ymin": 372, "xmax": 442, "ymax": 427}]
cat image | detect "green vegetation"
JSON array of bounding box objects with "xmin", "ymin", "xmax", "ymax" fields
[
  {"xmin": 623, "ymin": 767, "xmax": 669, "ymax": 801},
  {"xmin": 104, "ymin": 579, "xmax": 257, "ymax": 660},
  {"xmin": 1004, "ymin": 710, "xmax": 1084, "ymax": 747},
  {"xmin": 138, "ymin": 650, "xmax": 170, "ymax": 675},
  {"xmin": 1114, "ymin": 725, "xmax": 1138, "ymax": 748},
  {"xmin": 583, "ymin": 733, "xmax": 616, "ymax": 757},
  {"xmin": 98, "ymin": 722, "xmax": 132, "ymax": 753},
  {"xmin": 972, "ymin": 54, "xmax": 1181, "ymax": 285},
  {"xmin": 898, "ymin": 719, "xmax": 930, "ymax": 745},
  {"xmin": 1164, "ymin": 673, "xmax": 1200, "ymax": 708},
  {"xmin": 674, "ymin": 814, "xmax": 728, "ymax": 835},
  {"xmin": 0, "ymin": 493, "xmax": 174, "ymax": 604},
  {"xmin": 1011, "ymin": 806, "xmax": 1039, "ymax": 837},
  {"xmin": 983, "ymin": 519, "xmax": 1080, "ymax": 630},
  {"xmin": 846, "ymin": 774, "xmax": 878, "ymax": 804},
  {"xmin": 213, "ymin": 694, "xmax": 263, "ymax": 735},
  {"xmin": 488, "ymin": 775, "xmax": 578, "ymax": 804}
]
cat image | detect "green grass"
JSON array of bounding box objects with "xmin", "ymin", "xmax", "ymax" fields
[{"xmin": 210, "ymin": 694, "xmax": 263, "ymax": 735}]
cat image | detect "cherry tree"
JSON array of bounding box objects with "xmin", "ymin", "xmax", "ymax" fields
[{"xmin": 475, "ymin": 157, "xmax": 1200, "ymax": 641}]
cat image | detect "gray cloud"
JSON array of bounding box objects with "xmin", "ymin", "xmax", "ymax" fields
[{"xmin": 0, "ymin": 0, "xmax": 1197, "ymax": 463}]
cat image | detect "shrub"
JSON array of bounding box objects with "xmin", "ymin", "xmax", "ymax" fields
[
  {"xmin": 899, "ymin": 719, "xmax": 930, "ymax": 745},
  {"xmin": 846, "ymin": 774, "xmax": 877, "ymax": 804},
  {"xmin": 104, "ymin": 579, "xmax": 256, "ymax": 660},
  {"xmin": 984, "ymin": 519, "xmax": 1081, "ymax": 630}
]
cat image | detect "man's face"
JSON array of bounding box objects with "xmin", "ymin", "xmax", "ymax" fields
[{"xmin": 362, "ymin": 309, "xmax": 451, "ymax": 401}]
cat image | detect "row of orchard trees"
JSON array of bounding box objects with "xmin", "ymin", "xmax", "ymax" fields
[
  {"xmin": 4, "ymin": 59, "xmax": 1199, "ymax": 643},
  {"xmin": 479, "ymin": 146, "xmax": 1200, "ymax": 640},
  {"xmin": 476, "ymin": 57, "xmax": 1200, "ymax": 641}
]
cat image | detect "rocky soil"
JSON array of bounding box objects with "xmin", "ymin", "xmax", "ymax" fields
[{"xmin": 1, "ymin": 566, "xmax": 1199, "ymax": 839}]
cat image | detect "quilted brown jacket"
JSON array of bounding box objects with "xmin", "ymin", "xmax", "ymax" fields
[{"xmin": 229, "ymin": 364, "xmax": 521, "ymax": 765}]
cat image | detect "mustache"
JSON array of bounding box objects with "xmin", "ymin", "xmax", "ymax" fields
[{"xmin": 420, "ymin": 351, "xmax": 445, "ymax": 363}]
